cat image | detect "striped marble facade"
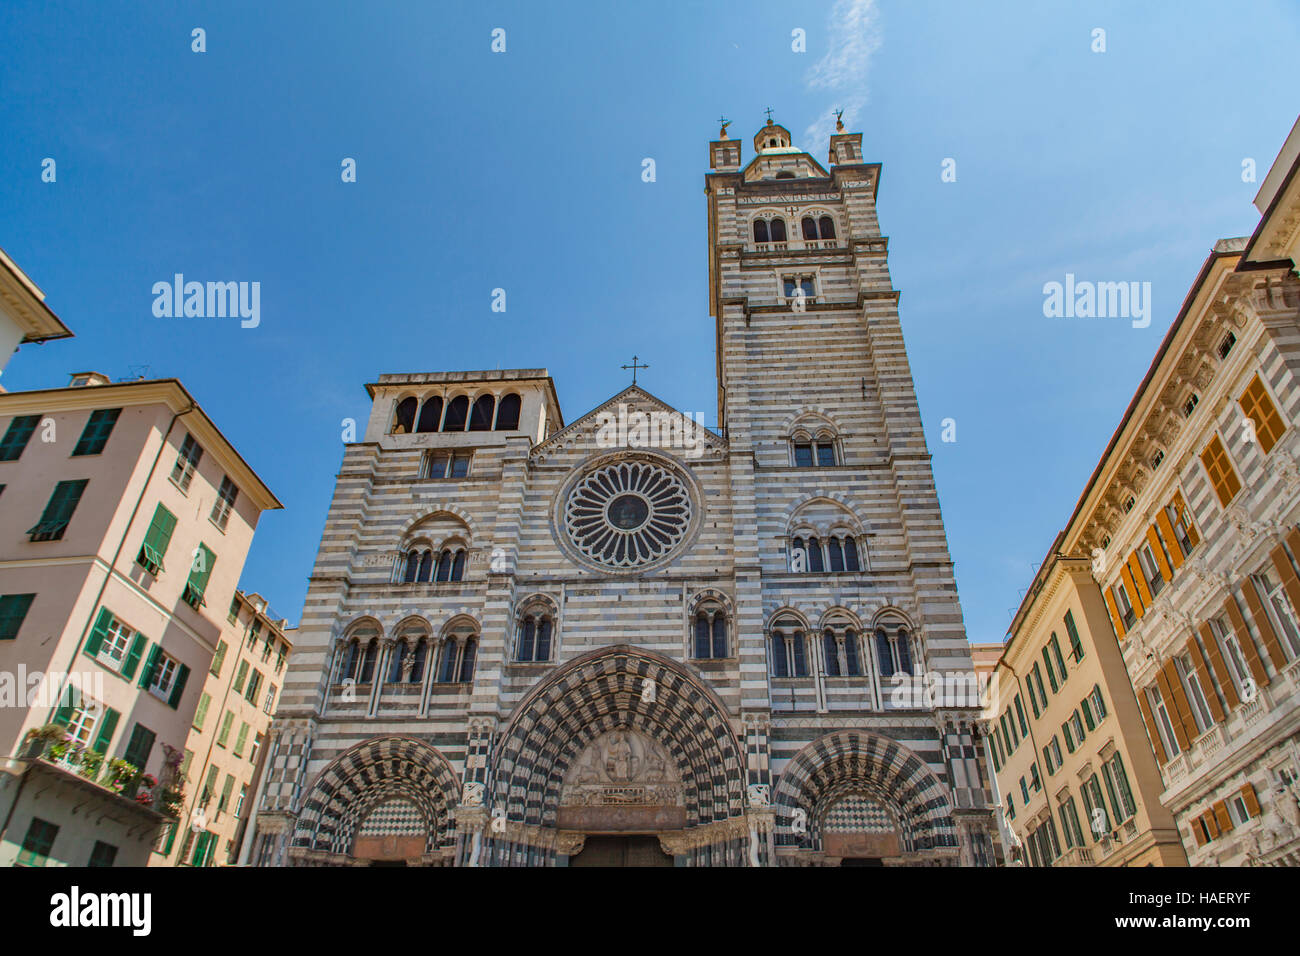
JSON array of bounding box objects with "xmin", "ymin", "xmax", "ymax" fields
[{"xmin": 249, "ymin": 120, "xmax": 997, "ymax": 867}]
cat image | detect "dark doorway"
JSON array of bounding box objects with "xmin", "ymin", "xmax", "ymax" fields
[{"xmin": 569, "ymin": 835, "xmax": 673, "ymax": 867}]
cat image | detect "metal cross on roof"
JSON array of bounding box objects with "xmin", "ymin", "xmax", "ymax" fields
[{"xmin": 621, "ymin": 355, "xmax": 649, "ymax": 386}]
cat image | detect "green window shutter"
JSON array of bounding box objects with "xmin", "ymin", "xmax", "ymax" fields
[
  {"xmin": 183, "ymin": 544, "xmax": 216, "ymax": 608},
  {"xmin": 52, "ymin": 685, "xmax": 77, "ymax": 726},
  {"xmin": 0, "ymin": 415, "xmax": 40, "ymax": 461},
  {"xmin": 210, "ymin": 640, "xmax": 227, "ymax": 676},
  {"xmin": 28, "ymin": 479, "xmax": 89, "ymax": 541},
  {"xmin": 92, "ymin": 707, "xmax": 120, "ymax": 754},
  {"xmin": 161, "ymin": 822, "xmax": 177, "ymax": 856},
  {"xmin": 83, "ymin": 607, "xmax": 113, "ymax": 659},
  {"xmin": 217, "ymin": 711, "xmax": 234, "ymax": 747},
  {"xmin": 168, "ymin": 663, "xmax": 190, "ymax": 709},
  {"xmin": 233, "ymin": 660, "xmax": 248, "ymax": 693},
  {"xmin": 120, "ymin": 632, "xmax": 147, "ymax": 679},
  {"xmin": 72, "ymin": 408, "xmax": 122, "ymax": 456},
  {"xmin": 193, "ymin": 692, "xmax": 210, "ymax": 731},
  {"xmin": 137, "ymin": 504, "xmax": 177, "ymax": 573},
  {"xmin": 0, "ymin": 593, "xmax": 36, "ymax": 640},
  {"xmin": 123, "ymin": 724, "xmax": 155, "ymax": 769},
  {"xmin": 233, "ymin": 722, "xmax": 249, "ymax": 757},
  {"xmin": 137, "ymin": 643, "xmax": 161, "ymax": 688}
]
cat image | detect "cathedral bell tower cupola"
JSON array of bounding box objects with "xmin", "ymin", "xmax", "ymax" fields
[
  {"xmin": 709, "ymin": 117, "xmax": 742, "ymax": 172},
  {"xmin": 828, "ymin": 113, "xmax": 864, "ymax": 167},
  {"xmin": 754, "ymin": 119, "xmax": 795, "ymax": 153}
]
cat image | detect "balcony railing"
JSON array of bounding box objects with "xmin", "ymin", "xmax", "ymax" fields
[{"xmin": 20, "ymin": 725, "xmax": 184, "ymax": 818}]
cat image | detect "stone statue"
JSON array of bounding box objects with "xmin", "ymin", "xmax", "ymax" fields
[
  {"xmin": 747, "ymin": 784, "xmax": 771, "ymax": 808},
  {"xmin": 461, "ymin": 781, "xmax": 485, "ymax": 807}
]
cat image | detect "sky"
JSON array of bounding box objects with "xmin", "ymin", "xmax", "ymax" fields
[{"xmin": 2, "ymin": 0, "xmax": 1298, "ymax": 642}]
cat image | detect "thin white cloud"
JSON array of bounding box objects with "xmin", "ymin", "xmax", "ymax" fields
[{"xmin": 803, "ymin": 0, "xmax": 882, "ymax": 155}]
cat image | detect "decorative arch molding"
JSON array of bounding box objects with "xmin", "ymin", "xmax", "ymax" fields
[
  {"xmin": 779, "ymin": 405, "xmax": 845, "ymax": 437},
  {"xmin": 765, "ymin": 606, "xmax": 813, "ymax": 631},
  {"xmin": 688, "ymin": 587, "xmax": 734, "ymax": 617},
  {"xmin": 870, "ymin": 605, "xmax": 917, "ymax": 631},
  {"xmin": 817, "ymin": 606, "xmax": 865, "ymax": 632},
  {"xmin": 389, "ymin": 615, "xmax": 433, "ymax": 639},
  {"xmin": 398, "ymin": 506, "xmax": 477, "ymax": 543},
  {"xmin": 773, "ymin": 730, "xmax": 958, "ymax": 854},
  {"xmin": 439, "ymin": 613, "xmax": 481, "ymax": 638},
  {"xmin": 780, "ymin": 492, "xmax": 865, "ymax": 530},
  {"xmin": 291, "ymin": 736, "xmax": 461, "ymax": 859},
  {"xmin": 489, "ymin": 645, "xmax": 744, "ymax": 829},
  {"xmin": 787, "ymin": 497, "xmax": 865, "ymax": 539},
  {"xmin": 514, "ymin": 592, "xmax": 560, "ymax": 619}
]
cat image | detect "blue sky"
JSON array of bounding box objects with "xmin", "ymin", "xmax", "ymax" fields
[{"xmin": 2, "ymin": 1, "xmax": 1298, "ymax": 642}]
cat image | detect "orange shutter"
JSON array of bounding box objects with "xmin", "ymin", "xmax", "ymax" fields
[
  {"xmin": 1104, "ymin": 587, "xmax": 1127, "ymax": 638},
  {"xmin": 1242, "ymin": 576, "xmax": 1288, "ymax": 672},
  {"xmin": 1146, "ymin": 525, "xmax": 1174, "ymax": 580},
  {"xmin": 1213, "ymin": 800, "xmax": 1233, "ymax": 832},
  {"xmin": 1186, "ymin": 636, "xmax": 1225, "ymax": 723},
  {"xmin": 1198, "ymin": 621, "xmax": 1239, "ymax": 709},
  {"xmin": 1269, "ymin": 543, "xmax": 1300, "ymax": 643},
  {"xmin": 1241, "ymin": 783, "xmax": 1261, "ymax": 817},
  {"xmin": 1128, "ymin": 552, "xmax": 1154, "ymax": 607},
  {"xmin": 1173, "ymin": 491, "xmax": 1200, "ymax": 549},
  {"xmin": 1224, "ymin": 596, "xmax": 1270, "ymax": 687},
  {"xmin": 1137, "ymin": 685, "xmax": 1168, "ymax": 763},
  {"xmin": 1122, "ymin": 562, "xmax": 1147, "ymax": 616},
  {"xmin": 1193, "ymin": 819, "xmax": 1208, "ymax": 846},
  {"xmin": 1157, "ymin": 507, "xmax": 1186, "ymax": 568},
  {"xmin": 1156, "ymin": 661, "xmax": 1192, "ymax": 749},
  {"xmin": 1204, "ymin": 810, "xmax": 1220, "ymax": 838},
  {"xmin": 1286, "ymin": 526, "xmax": 1300, "ymax": 567}
]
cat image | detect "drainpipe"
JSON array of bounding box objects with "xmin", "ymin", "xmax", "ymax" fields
[{"xmin": 42, "ymin": 402, "xmax": 195, "ymax": 726}]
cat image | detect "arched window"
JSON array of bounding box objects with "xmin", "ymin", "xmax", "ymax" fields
[
  {"xmin": 340, "ymin": 640, "xmax": 359, "ymax": 681},
  {"xmin": 823, "ymin": 630, "xmax": 841, "ymax": 677},
  {"xmin": 418, "ymin": 550, "xmax": 433, "ymax": 582},
  {"xmin": 416, "ymin": 397, "xmax": 443, "ymax": 433},
  {"xmin": 515, "ymin": 608, "xmax": 555, "ymax": 662},
  {"xmin": 806, "ymin": 537, "xmax": 824, "ymax": 573},
  {"xmin": 495, "ymin": 393, "xmax": 521, "ymax": 430},
  {"xmin": 692, "ymin": 604, "xmax": 728, "ymax": 659},
  {"xmin": 770, "ymin": 618, "xmax": 808, "ymax": 678},
  {"xmin": 753, "ymin": 219, "xmax": 770, "ymax": 243},
  {"xmin": 802, "ymin": 217, "xmax": 818, "ymax": 240},
  {"xmin": 770, "ymin": 218, "xmax": 787, "ymax": 242},
  {"xmin": 875, "ymin": 624, "xmax": 913, "ymax": 677},
  {"xmin": 828, "ymin": 538, "xmax": 845, "ymax": 572},
  {"xmin": 844, "ymin": 629, "xmax": 861, "ymax": 675},
  {"xmin": 468, "ymin": 395, "xmax": 495, "ymax": 431},
  {"xmin": 436, "ymin": 624, "xmax": 479, "ymax": 684},
  {"xmin": 791, "ymin": 432, "xmax": 837, "ymax": 467},
  {"xmin": 875, "ymin": 628, "xmax": 893, "ymax": 679},
  {"xmin": 358, "ymin": 640, "xmax": 378, "ymax": 684},
  {"xmin": 450, "ymin": 549, "xmax": 466, "ymax": 582},
  {"xmin": 435, "ymin": 550, "xmax": 453, "ymax": 582},
  {"xmin": 437, "ymin": 639, "xmax": 459, "ymax": 682},
  {"xmin": 402, "ymin": 551, "xmax": 419, "ymax": 583},
  {"xmin": 442, "ymin": 395, "xmax": 469, "ymax": 431},
  {"xmin": 410, "ymin": 639, "xmax": 428, "ymax": 684},
  {"xmin": 897, "ymin": 629, "xmax": 913, "ymax": 675},
  {"xmin": 458, "ymin": 638, "xmax": 477, "ymax": 683},
  {"xmin": 388, "ymin": 642, "xmax": 408, "ymax": 683},
  {"xmin": 844, "ymin": 538, "xmax": 861, "ymax": 572},
  {"xmin": 392, "ymin": 397, "xmax": 417, "ymax": 435},
  {"xmin": 818, "ymin": 216, "xmax": 835, "ymax": 239}
]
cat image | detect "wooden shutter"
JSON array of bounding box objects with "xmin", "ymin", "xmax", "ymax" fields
[
  {"xmin": 137, "ymin": 643, "xmax": 161, "ymax": 688},
  {"xmin": 121, "ymin": 633, "xmax": 147, "ymax": 679},
  {"xmin": 1204, "ymin": 810, "xmax": 1220, "ymax": 839},
  {"xmin": 1104, "ymin": 587, "xmax": 1127, "ymax": 638},
  {"xmin": 193, "ymin": 693, "xmax": 210, "ymax": 731},
  {"xmin": 1122, "ymin": 561, "xmax": 1147, "ymax": 616},
  {"xmin": 1198, "ymin": 621, "xmax": 1239, "ymax": 709},
  {"xmin": 1224, "ymin": 597, "xmax": 1270, "ymax": 687},
  {"xmin": 1156, "ymin": 661, "xmax": 1192, "ymax": 749},
  {"xmin": 92, "ymin": 707, "xmax": 119, "ymax": 754},
  {"xmin": 1172, "ymin": 491, "xmax": 1200, "ymax": 548},
  {"xmin": 1146, "ymin": 525, "xmax": 1174, "ymax": 580},
  {"xmin": 1286, "ymin": 526, "xmax": 1300, "ymax": 570},
  {"xmin": 1128, "ymin": 552, "xmax": 1154, "ymax": 607},
  {"xmin": 210, "ymin": 640, "xmax": 227, "ymax": 676},
  {"xmin": 168, "ymin": 663, "xmax": 190, "ymax": 709},
  {"xmin": 1156, "ymin": 507, "xmax": 1186, "ymax": 568},
  {"xmin": 1137, "ymin": 686, "xmax": 1168, "ymax": 763},
  {"xmin": 1213, "ymin": 800, "xmax": 1233, "ymax": 832},
  {"xmin": 82, "ymin": 607, "xmax": 113, "ymax": 658},
  {"xmin": 1185, "ymin": 636, "xmax": 1225, "ymax": 722},
  {"xmin": 52, "ymin": 686, "xmax": 77, "ymax": 727},
  {"xmin": 1193, "ymin": 817, "xmax": 1208, "ymax": 846},
  {"xmin": 1241, "ymin": 783, "xmax": 1261, "ymax": 817},
  {"xmin": 1241, "ymin": 576, "xmax": 1288, "ymax": 672},
  {"xmin": 1269, "ymin": 543, "xmax": 1300, "ymax": 641}
]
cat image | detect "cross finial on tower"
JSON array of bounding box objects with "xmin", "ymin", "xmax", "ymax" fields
[
  {"xmin": 764, "ymin": 106, "xmax": 774, "ymax": 125},
  {"xmin": 718, "ymin": 115, "xmax": 731, "ymax": 139},
  {"xmin": 621, "ymin": 355, "xmax": 649, "ymax": 386},
  {"xmin": 835, "ymin": 109, "xmax": 844, "ymax": 132}
]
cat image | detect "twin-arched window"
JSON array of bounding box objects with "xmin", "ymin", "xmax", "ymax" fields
[
  {"xmin": 753, "ymin": 217, "xmax": 788, "ymax": 244},
  {"xmin": 790, "ymin": 536, "xmax": 861, "ymax": 573},
  {"xmin": 801, "ymin": 215, "xmax": 836, "ymax": 241},
  {"xmin": 791, "ymin": 431, "xmax": 838, "ymax": 467},
  {"xmin": 437, "ymin": 629, "xmax": 477, "ymax": 683},
  {"xmin": 875, "ymin": 626, "xmax": 914, "ymax": 677},
  {"xmin": 391, "ymin": 392, "xmax": 522, "ymax": 434},
  {"xmin": 822, "ymin": 626, "xmax": 862, "ymax": 677},
  {"xmin": 387, "ymin": 637, "xmax": 429, "ymax": 684},
  {"xmin": 769, "ymin": 617, "xmax": 809, "ymax": 677},
  {"xmin": 693, "ymin": 605, "xmax": 729, "ymax": 659},
  {"xmin": 398, "ymin": 546, "xmax": 466, "ymax": 583},
  {"xmin": 339, "ymin": 636, "xmax": 379, "ymax": 684},
  {"xmin": 514, "ymin": 607, "xmax": 555, "ymax": 663}
]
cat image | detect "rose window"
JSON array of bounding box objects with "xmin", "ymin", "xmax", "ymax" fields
[{"xmin": 564, "ymin": 459, "xmax": 692, "ymax": 569}]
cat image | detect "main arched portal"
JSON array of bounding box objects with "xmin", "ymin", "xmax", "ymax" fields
[{"xmin": 486, "ymin": 645, "xmax": 747, "ymax": 866}]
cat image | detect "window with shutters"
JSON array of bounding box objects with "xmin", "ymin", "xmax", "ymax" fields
[
  {"xmin": 227, "ymin": 596, "xmax": 240, "ymax": 625},
  {"xmin": 0, "ymin": 414, "xmax": 41, "ymax": 461},
  {"xmin": 1227, "ymin": 791, "xmax": 1252, "ymax": 826},
  {"xmin": 245, "ymin": 669, "xmax": 263, "ymax": 703},
  {"xmin": 170, "ymin": 433, "xmax": 203, "ymax": 492},
  {"xmin": 1082, "ymin": 773, "xmax": 1110, "ymax": 836},
  {"xmin": 1064, "ymin": 610, "xmax": 1085, "ymax": 662},
  {"xmin": 1062, "ymin": 719, "xmax": 1076, "ymax": 753},
  {"xmin": 87, "ymin": 841, "xmax": 118, "ymax": 867},
  {"xmin": 1047, "ymin": 634, "xmax": 1068, "ymax": 685},
  {"xmin": 27, "ymin": 479, "xmax": 88, "ymax": 541},
  {"xmin": 72, "ymin": 408, "xmax": 122, "ymax": 456},
  {"xmin": 0, "ymin": 593, "xmax": 36, "ymax": 640},
  {"xmin": 211, "ymin": 640, "xmax": 227, "ymax": 677},
  {"xmin": 1138, "ymin": 543, "xmax": 1165, "ymax": 596},
  {"xmin": 1020, "ymin": 777, "xmax": 1029, "ymax": 803},
  {"xmin": 96, "ymin": 613, "xmax": 134, "ymax": 670},
  {"xmin": 1200, "ymin": 434, "xmax": 1241, "ymax": 507},
  {"xmin": 263, "ymin": 685, "xmax": 277, "ymax": 714},
  {"xmin": 193, "ymin": 693, "xmax": 210, "ymax": 731},
  {"xmin": 1041, "ymin": 647, "xmax": 1059, "ymax": 694},
  {"xmin": 16, "ymin": 818, "xmax": 58, "ymax": 867},
  {"xmin": 1014, "ymin": 694, "xmax": 1028, "ymax": 736},
  {"xmin": 147, "ymin": 652, "xmax": 180, "ymax": 701},
  {"xmin": 275, "ymin": 642, "xmax": 287, "ymax": 673},
  {"xmin": 1147, "ymin": 685, "xmax": 1181, "ymax": 758},
  {"xmin": 1176, "ymin": 653, "xmax": 1213, "ymax": 734},
  {"xmin": 217, "ymin": 710, "xmax": 234, "ymax": 747},
  {"xmin": 1059, "ymin": 795, "xmax": 1085, "ymax": 849},
  {"xmin": 233, "ymin": 721, "xmax": 249, "ymax": 757},
  {"xmin": 136, "ymin": 504, "xmax": 177, "ymax": 574},
  {"xmin": 1089, "ymin": 683, "xmax": 1107, "ymax": 720},
  {"xmin": 1070, "ymin": 709, "xmax": 1085, "ymax": 746},
  {"xmin": 249, "ymin": 733, "xmax": 263, "ymax": 764},
  {"xmin": 122, "ymin": 724, "xmax": 155, "ymax": 771},
  {"xmin": 1209, "ymin": 615, "xmax": 1251, "ymax": 698},
  {"xmin": 183, "ymin": 543, "xmax": 216, "ymax": 609},
  {"xmin": 1103, "ymin": 752, "xmax": 1137, "ymax": 823},
  {"xmin": 210, "ymin": 476, "xmax": 239, "ymax": 531},
  {"xmin": 1114, "ymin": 582, "xmax": 1136, "ymax": 629},
  {"xmin": 64, "ymin": 698, "xmax": 100, "ymax": 747},
  {"xmin": 1238, "ymin": 374, "xmax": 1287, "ymax": 455},
  {"xmin": 1164, "ymin": 496, "xmax": 1198, "ymax": 557},
  {"xmin": 1253, "ymin": 568, "xmax": 1300, "ymax": 658},
  {"xmin": 233, "ymin": 659, "xmax": 249, "ymax": 693}
]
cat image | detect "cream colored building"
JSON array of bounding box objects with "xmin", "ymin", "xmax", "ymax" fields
[
  {"xmin": 150, "ymin": 590, "xmax": 292, "ymax": 866},
  {"xmin": 986, "ymin": 537, "xmax": 1186, "ymax": 866},
  {"xmin": 0, "ymin": 373, "xmax": 281, "ymax": 867},
  {"xmin": 1060, "ymin": 118, "xmax": 1300, "ymax": 866},
  {"xmin": 0, "ymin": 247, "xmax": 73, "ymax": 379}
]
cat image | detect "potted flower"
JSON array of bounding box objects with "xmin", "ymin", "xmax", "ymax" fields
[
  {"xmin": 79, "ymin": 749, "xmax": 105, "ymax": 782},
  {"xmin": 22, "ymin": 724, "xmax": 66, "ymax": 759},
  {"xmin": 105, "ymin": 758, "xmax": 140, "ymax": 793}
]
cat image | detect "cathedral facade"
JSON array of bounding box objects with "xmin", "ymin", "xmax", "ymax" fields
[{"xmin": 249, "ymin": 118, "xmax": 997, "ymax": 866}]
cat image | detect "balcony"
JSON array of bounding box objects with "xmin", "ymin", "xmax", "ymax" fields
[
  {"xmin": 1057, "ymin": 846, "xmax": 1095, "ymax": 866},
  {"xmin": 18, "ymin": 725, "xmax": 184, "ymax": 818}
]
